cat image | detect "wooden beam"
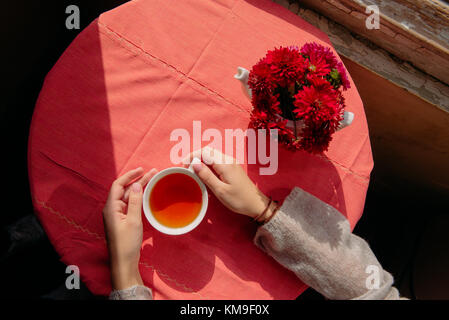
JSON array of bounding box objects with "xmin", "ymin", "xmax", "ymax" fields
[
  {"xmin": 274, "ymin": 1, "xmax": 449, "ymax": 113},
  {"xmin": 293, "ymin": 0, "xmax": 449, "ymax": 85}
]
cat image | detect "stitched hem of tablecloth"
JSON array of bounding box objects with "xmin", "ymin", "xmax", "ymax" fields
[
  {"xmin": 95, "ymin": 20, "xmax": 371, "ymax": 183},
  {"xmin": 31, "ymin": 13, "xmax": 370, "ymax": 298},
  {"xmin": 97, "ymin": 21, "xmax": 250, "ymax": 115},
  {"xmin": 33, "ymin": 195, "xmax": 311, "ymax": 300},
  {"xmin": 32, "ymin": 195, "xmax": 205, "ymax": 299},
  {"xmin": 316, "ymin": 153, "xmax": 370, "ymax": 183},
  {"xmin": 97, "ymin": 22, "xmax": 250, "ymax": 178},
  {"xmin": 346, "ymin": 134, "xmax": 373, "ymax": 178}
]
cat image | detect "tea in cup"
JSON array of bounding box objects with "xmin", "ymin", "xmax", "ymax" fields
[{"xmin": 143, "ymin": 158, "xmax": 208, "ymax": 235}]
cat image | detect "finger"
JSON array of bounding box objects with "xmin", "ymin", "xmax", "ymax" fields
[
  {"xmin": 200, "ymin": 146, "xmax": 236, "ymax": 180},
  {"xmin": 123, "ymin": 168, "xmax": 158, "ymax": 201},
  {"xmin": 184, "ymin": 146, "xmax": 236, "ymax": 179},
  {"xmin": 127, "ymin": 182, "xmax": 143, "ymax": 222},
  {"xmin": 118, "ymin": 201, "xmax": 127, "ymax": 214},
  {"xmin": 182, "ymin": 149, "xmax": 203, "ymax": 168},
  {"xmin": 109, "ymin": 167, "xmax": 144, "ymax": 200},
  {"xmin": 102, "ymin": 200, "xmax": 126, "ymax": 222},
  {"xmin": 192, "ymin": 161, "xmax": 227, "ymax": 194},
  {"xmin": 111, "ymin": 200, "xmax": 127, "ymax": 218},
  {"xmin": 183, "ymin": 146, "xmax": 229, "ymax": 167},
  {"xmin": 114, "ymin": 167, "xmax": 144, "ymax": 188}
]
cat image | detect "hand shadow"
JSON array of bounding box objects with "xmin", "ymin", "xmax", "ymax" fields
[
  {"xmin": 140, "ymin": 124, "xmax": 350, "ymax": 298},
  {"xmin": 140, "ymin": 193, "xmax": 263, "ymax": 296},
  {"xmin": 140, "ymin": 207, "xmax": 216, "ymax": 295},
  {"xmin": 141, "ymin": 188, "xmax": 302, "ymax": 299}
]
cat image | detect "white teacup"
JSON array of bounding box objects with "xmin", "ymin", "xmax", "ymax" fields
[{"xmin": 142, "ymin": 158, "xmax": 208, "ymax": 235}]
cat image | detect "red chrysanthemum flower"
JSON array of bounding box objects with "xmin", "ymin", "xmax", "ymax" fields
[
  {"xmin": 306, "ymin": 54, "xmax": 331, "ymax": 77},
  {"xmin": 293, "ymin": 85, "xmax": 342, "ymax": 126},
  {"xmin": 299, "ymin": 124, "xmax": 334, "ymax": 153},
  {"xmin": 264, "ymin": 47, "xmax": 307, "ymax": 87},
  {"xmin": 292, "ymin": 85, "xmax": 343, "ymax": 153},
  {"xmin": 337, "ymin": 62, "xmax": 351, "ymax": 90},
  {"xmin": 248, "ymin": 61, "xmax": 275, "ymax": 94},
  {"xmin": 301, "ymin": 42, "xmax": 338, "ymax": 69},
  {"xmin": 247, "ymin": 43, "xmax": 349, "ymax": 153}
]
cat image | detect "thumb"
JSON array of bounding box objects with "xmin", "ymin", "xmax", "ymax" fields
[
  {"xmin": 127, "ymin": 183, "xmax": 143, "ymax": 221},
  {"xmin": 193, "ymin": 163, "xmax": 226, "ymax": 192}
]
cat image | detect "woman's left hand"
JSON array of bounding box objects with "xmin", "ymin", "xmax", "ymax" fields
[{"xmin": 103, "ymin": 167, "xmax": 157, "ymax": 290}]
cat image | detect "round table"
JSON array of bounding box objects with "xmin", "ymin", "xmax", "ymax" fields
[{"xmin": 28, "ymin": 0, "xmax": 373, "ymax": 299}]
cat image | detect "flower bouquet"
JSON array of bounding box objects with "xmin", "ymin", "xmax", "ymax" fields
[{"xmin": 235, "ymin": 43, "xmax": 354, "ymax": 154}]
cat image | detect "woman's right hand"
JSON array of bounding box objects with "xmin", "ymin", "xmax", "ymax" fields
[{"xmin": 187, "ymin": 147, "xmax": 278, "ymax": 222}]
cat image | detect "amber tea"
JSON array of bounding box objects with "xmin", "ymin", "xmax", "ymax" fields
[{"xmin": 149, "ymin": 173, "xmax": 203, "ymax": 228}]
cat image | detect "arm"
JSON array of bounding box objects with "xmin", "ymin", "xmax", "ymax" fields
[
  {"xmin": 189, "ymin": 147, "xmax": 402, "ymax": 300},
  {"xmin": 103, "ymin": 167, "xmax": 158, "ymax": 300},
  {"xmin": 254, "ymin": 187, "xmax": 401, "ymax": 300}
]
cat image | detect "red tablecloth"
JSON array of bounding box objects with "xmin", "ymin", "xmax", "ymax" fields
[{"xmin": 28, "ymin": 0, "xmax": 373, "ymax": 299}]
